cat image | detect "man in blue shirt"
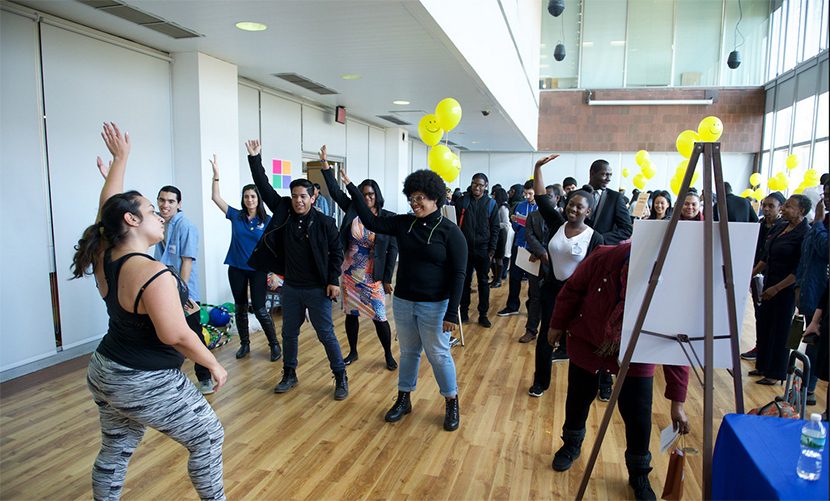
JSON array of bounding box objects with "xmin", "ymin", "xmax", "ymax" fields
[
  {"xmin": 155, "ymin": 186, "xmax": 214, "ymax": 394},
  {"xmin": 313, "ymin": 183, "xmax": 331, "ymax": 216},
  {"xmin": 499, "ymin": 180, "xmax": 538, "ymax": 316}
]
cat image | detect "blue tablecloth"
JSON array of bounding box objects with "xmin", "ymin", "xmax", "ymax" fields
[{"xmin": 713, "ymin": 413, "xmax": 829, "ymax": 500}]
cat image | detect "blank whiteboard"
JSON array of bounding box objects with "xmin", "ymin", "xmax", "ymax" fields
[{"xmin": 621, "ymin": 220, "xmax": 759, "ymax": 368}]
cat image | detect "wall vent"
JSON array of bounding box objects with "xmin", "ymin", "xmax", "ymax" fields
[
  {"xmin": 75, "ymin": 0, "xmax": 202, "ymax": 39},
  {"xmin": 272, "ymin": 73, "xmax": 339, "ymax": 95},
  {"xmin": 376, "ymin": 115, "xmax": 411, "ymax": 126}
]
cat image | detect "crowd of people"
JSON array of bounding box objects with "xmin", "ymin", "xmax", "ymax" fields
[{"xmin": 73, "ymin": 124, "xmax": 828, "ymax": 501}]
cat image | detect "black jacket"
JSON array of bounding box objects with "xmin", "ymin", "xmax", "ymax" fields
[
  {"xmin": 321, "ymin": 168, "xmax": 398, "ymax": 283},
  {"xmin": 453, "ymin": 192, "xmax": 500, "ymax": 254},
  {"xmin": 714, "ymin": 193, "xmax": 760, "ymax": 223},
  {"xmin": 246, "ymin": 154, "xmax": 343, "ymax": 287},
  {"xmin": 585, "ymin": 188, "xmax": 632, "ymax": 245}
]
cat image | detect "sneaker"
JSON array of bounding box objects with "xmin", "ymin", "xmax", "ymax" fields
[
  {"xmin": 274, "ymin": 368, "xmax": 299, "ymax": 393},
  {"xmin": 528, "ymin": 384, "xmax": 544, "ymax": 397},
  {"xmin": 518, "ymin": 332, "xmax": 536, "ymax": 343},
  {"xmin": 333, "ymin": 370, "xmax": 349, "ymax": 400},
  {"xmin": 551, "ymin": 347, "xmax": 569, "ymax": 362},
  {"xmin": 199, "ymin": 379, "xmax": 215, "ymax": 395},
  {"xmin": 478, "ymin": 315, "xmax": 492, "ymax": 328},
  {"xmin": 449, "ymin": 336, "xmax": 460, "ymax": 347},
  {"xmin": 552, "ymin": 442, "xmax": 581, "ymax": 471},
  {"xmin": 740, "ymin": 347, "xmax": 757, "ymax": 360},
  {"xmin": 807, "ymin": 391, "xmax": 817, "ymax": 406},
  {"xmin": 490, "ymin": 279, "xmax": 502, "ymax": 289},
  {"xmin": 629, "ymin": 475, "xmax": 657, "ymax": 501},
  {"xmin": 498, "ymin": 307, "xmax": 519, "ymax": 317},
  {"xmin": 598, "ymin": 386, "xmax": 612, "ymax": 402},
  {"xmin": 443, "ymin": 397, "xmax": 459, "ymax": 431}
]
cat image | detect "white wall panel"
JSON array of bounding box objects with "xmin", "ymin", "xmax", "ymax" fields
[
  {"xmin": 260, "ymin": 92, "xmax": 302, "ymax": 195},
  {"xmin": 302, "ymin": 106, "xmax": 345, "ymax": 157},
  {"xmin": 238, "ymin": 84, "xmax": 260, "ymax": 191},
  {"xmin": 0, "ymin": 12, "xmax": 57, "ymax": 371},
  {"xmin": 411, "ymin": 142, "xmax": 428, "ymax": 173},
  {"xmin": 39, "ymin": 23, "xmax": 174, "ymax": 350},
  {"xmin": 345, "ymin": 120, "xmax": 369, "ymax": 184},
  {"xmin": 368, "ymin": 127, "xmax": 386, "ymax": 189}
]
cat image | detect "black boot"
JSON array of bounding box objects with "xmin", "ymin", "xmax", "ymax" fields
[
  {"xmin": 254, "ymin": 307, "xmax": 281, "ymax": 362},
  {"xmin": 235, "ymin": 306, "xmax": 250, "ymax": 359},
  {"xmin": 384, "ymin": 391, "xmax": 412, "ymax": 422},
  {"xmin": 626, "ymin": 452, "xmax": 656, "ymax": 501},
  {"xmin": 443, "ymin": 396, "xmax": 459, "ymax": 431},
  {"xmin": 273, "ymin": 367, "xmax": 298, "ymax": 393},
  {"xmin": 333, "ymin": 370, "xmax": 349, "ymax": 400},
  {"xmin": 552, "ymin": 427, "xmax": 585, "ymax": 471}
]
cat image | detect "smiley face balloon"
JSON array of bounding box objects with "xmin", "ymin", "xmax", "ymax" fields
[
  {"xmin": 418, "ymin": 114, "xmax": 444, "ymax": 146},
  {"xmin": 697, "ymin": 116, "xmax": 723, "ymax": 142}
]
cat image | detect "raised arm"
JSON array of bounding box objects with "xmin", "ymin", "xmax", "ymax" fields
[
  {"xmin": 209, "ymin": 155, "xmax": 229, "ymax": 215},
  {"xmin": 342, "ymin": 168, "xmax": 403, "ymax": 236},
  {"xmin": 319, "ymin": 145, "xmax": 352, "ymax": 212},
  {"xmin": 533, "ymin": 154, "xmax": 566, "ymax": 229},
  {"xmin": 96, "ymin": 122, "xmax": 130, "ymax": 223},
  {"xmin": 246, "ymin": 140, "xmax": 287, "ymax": 214}
]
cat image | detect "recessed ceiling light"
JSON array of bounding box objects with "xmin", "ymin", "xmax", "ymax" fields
[
  {"xmin": 341, "ymin": 74, "xmax": 361, "ymax": 80},
  {"xmin": 393, "ymin": 100, "xmax": 410, "ymax": 105},
  {"xmin": 472, "ymin": 141, "xmax": 480, "ymax": 144},
  {"xmin": 236, "ymin": 22, "xmax": 267, "ymax": 31}
]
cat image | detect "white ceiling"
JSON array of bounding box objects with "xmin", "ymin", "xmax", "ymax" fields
[{"xmin": 12, "ymin": 0, "xmax": 536, "ymax": 151}]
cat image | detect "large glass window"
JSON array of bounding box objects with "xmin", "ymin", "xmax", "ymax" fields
[
  {"xmin": 817, "ymin": 92, "xmax": 829, "ymax": 139},
  {"xmin": 722, "ymin": 0, "xmax": 771, "ymax": 87},
  {"xmin": 774, "ymin": 106, "xmax": 792, "ymax": 148},
  {"xmin": 768, "ymin": 2, "xmax": 784, "ymax": 81},
  {"xmin": 626, "ymin": 0, "xmax": 673, "ymax": 87},
  {"xmin": 675, "ymin": 0, "xmax": 722, "ymax": 87},
  {"xmin": 803, "ymin": 0, "xmax": 823, "ymax": 61},
  {"xmin": 783, "ymin": 0, "xmax": 801, "ymax": 70},
  {"xmin": 793, "ymin": 96, "xmax": 815, "ymax": 144},
  {"xmin": 539, "ymin": 0, "xmax": 582, "ymax": 89},
  {"xmin": 814, "ymin": 140, "xmax": 828, "ymax": 171},
  {"xmin": 580, "ymin": 0, "xmax": 627, "ymax": 88},
  {"xmin": 763, "ymin": 112, "xmax": 774, "ymax": 149}
]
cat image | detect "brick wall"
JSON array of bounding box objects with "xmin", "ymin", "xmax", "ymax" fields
[{"xmin": 538, "ymin": 88, "xmax": 765, "ymax": 153}]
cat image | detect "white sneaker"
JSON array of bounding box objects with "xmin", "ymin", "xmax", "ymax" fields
[{"xmin": 199, "ymin": 379, "xmax": 215, "ymax": 395}]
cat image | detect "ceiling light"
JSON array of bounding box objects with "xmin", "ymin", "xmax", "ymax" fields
[
  {"xmin": 393, "ymin": 100, "xmax": 410, "ymax": 105},
  {"xmin": 236, "ymin": 22, "xmax": 267, "ymax": 31},
  {"xmin": 472, "ymin": 141, "xmax": 480, "ymax": 144},
  {"xmin": 340, "ymin": 74, "xmax": 361, "ymax": 80}
]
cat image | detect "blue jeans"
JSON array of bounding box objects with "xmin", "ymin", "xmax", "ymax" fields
[
  {"xmin": 393, "ymin": 296, "xmax": 458, "ymax": 397},
  {"xmin": 281, "ymin": 283, "xmax": 345, "ymax": 374}
]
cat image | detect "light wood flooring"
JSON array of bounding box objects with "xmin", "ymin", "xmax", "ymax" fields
[{"xmin": 1, "ymin": 281, "xmax": 826, "ymax": 501}]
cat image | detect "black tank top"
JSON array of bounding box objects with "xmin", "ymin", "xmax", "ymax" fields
[{"xmin": 96, "ymin": 248, "xmax": 188, "ymax": 370}]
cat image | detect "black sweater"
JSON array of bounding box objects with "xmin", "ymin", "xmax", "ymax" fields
[{"xmin": 346, "ymin": 182, "xmax": 467, "ymax": 323}]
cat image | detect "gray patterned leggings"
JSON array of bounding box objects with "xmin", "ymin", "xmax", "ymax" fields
[{"xmin": 86, "ymin": 352, "xmax": 226, "ymax": 501}]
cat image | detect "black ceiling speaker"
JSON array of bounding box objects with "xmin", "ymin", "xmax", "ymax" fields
[
  {"xmin": 554, "ymin": 43, "xmax": 566, "ymax": 61},
  {"xmin": 727, "ymin": 50, "xmax": 741, "ymax": 69},
  {"xmin": 548, "ymin": 0, "xmax": 565, "ymax": 17}
]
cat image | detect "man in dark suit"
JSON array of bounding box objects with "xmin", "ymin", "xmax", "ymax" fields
[
  {"xmin": 714, "ymin": 182, "xmax": 760, "ymax": 222},
  {"xmin": 585, "ymin": 160, "xmax": 633, "ymax": 245}
]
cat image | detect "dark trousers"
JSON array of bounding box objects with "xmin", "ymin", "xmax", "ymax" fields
[
  {"xmin": 186, "ymin": 311, "xmax": 211, "ymax": 382},
  {"xmin": 525, "ymin": 273, "xmax": 542, "ymax": 334},
  {"xmin": 533, "ymin": 279, "xmax": 563, "ymax": 389},
  {"xmin": 461, "ymin": 248, "xmax": 491, "ymax": 316},
  {"xmin": 228, "ymin": 266, "xmax": 268, "ymax": 310},
  {"xmin": 563, "ymin": 362, "xmax": 652, "ymax": 457},
  {"xmin": 281, "ymin": 283, "xmax": 345, "ymax": 374},
  {"xmin": 755, "ymin": 286, "xmax": 796, "ymax": 380},
  {"xmin": 505, "ymin": 247, "xmax": 523, "ymax": 311}
]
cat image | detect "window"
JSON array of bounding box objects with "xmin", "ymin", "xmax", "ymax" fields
[
  {"xmin": 625, "ymin": 0, "xmax": 673, "ymax": 87},
  {"xmin": 539, "ymin": 0, "xmax": 581, "ymax": 89},
  {"xmin": 793, "ymin": 96, "xmax": 815, "ymax": 144},
  {"xmin": 580, "ymin": 0, "xmax": 627, "ymax": 88},
  {"xmin": 774, "ymin": 106, "xmax": 792, "ymax": 148}
]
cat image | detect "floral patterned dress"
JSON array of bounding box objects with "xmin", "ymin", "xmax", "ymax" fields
[{"xmin": 340, "ymin": 217, "xmax": 387, "ymax": 322}]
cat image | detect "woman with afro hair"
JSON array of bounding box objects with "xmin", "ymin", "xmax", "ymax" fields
[{"xmin": 340, "ymin": 167, "xmax": 467, "ymax": 432}]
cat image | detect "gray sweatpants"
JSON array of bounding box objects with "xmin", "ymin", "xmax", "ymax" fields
[{"xmin": 86, "ymin": 352, "xmax": 226, "ymax": 501}]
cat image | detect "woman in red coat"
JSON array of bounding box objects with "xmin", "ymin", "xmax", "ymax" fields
[{"xmin": 548, "ymin": 241, "xmax": 690, "ymax": 501}]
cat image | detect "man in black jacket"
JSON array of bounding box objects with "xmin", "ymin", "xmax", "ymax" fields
[
  {"xmin": 519, "ymin": 203, "xmax": 550, "ymax": 344},
  {"xmin": 713, "ymin": 182, "xmax": 760, "ymax": 222},
  {"xmin": 245, "ymin": 140, "xmax": 349, "ymax": 401},
  {"xmin": 454, "ymin": 173, "xmax": 499, "ymax": 328}
]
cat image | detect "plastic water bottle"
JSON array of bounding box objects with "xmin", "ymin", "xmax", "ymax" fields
[{"xmin": 797, "ymin": 413, "xmax": 826, "ymax": 481}]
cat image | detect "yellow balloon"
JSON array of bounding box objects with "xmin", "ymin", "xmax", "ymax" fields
[
  {"xmin": 740, "ymin": 189, "xmax": 753, "ymax": 198},
  {"xmin": 622, "ymin": 168, "xmax": 631, "ymax": 178},
  {"xmin": 442, "ymin": 154, "xmax": 461, "ymax": 183},
  {"xmin": 778, "ymin": 176, "xmax": 790, "ymax": 190},
  {"xmin": 633, "ymin": 173, "xmax": 647, "ymax": 190},
  {"xmin": 427, "ymin": 145, "xmax": 453, "ymax": 178},
  {"xmin": 691, "ymin": 168, "xmax": 700, "ymax": 185},
  {"xmin": 697, "ymin": 116, "xmax": 723, "ymax": 142},
  {"xmin": 768, "ymin": 177, "xmax": 780, "ymax": 191},
  {"xmin": 805, "ymin": 169, "xmax": 819, "ymax": 181},
  {"xmin": 640, "ymin": 161, "xmax": 656, "ymax": 180},
  {"xmin": 786, "ymin": 154, "xmax": 800, "ymax": 170},
  {"xmin": 435, "ymin": 98, "xmax": 462, "ymax": 132},
  {"xmin": 753, "ymin": 187, "xmax": 765, "ymax": 201},
  {"xmin": 805, "ymin": 179, "xmax": 820, "ymax": 187},
  {"xmin": 670, "ymin": 176, "xmax": 682, "ymax": 196},
  {"xmin": 418, "ymin": 114, "xmax": 444, "ymax": 147},
  {"xmin": 635, "ymin": 150, "xmax": 650, "ymax": 167},
  {"xmin": 675, "ymin": 160, "xmax": 689, "ymax": 179},
  {"xmin": 676, "ymin": 130, "xmax": 700, "ymax": 159},
  {"xmin": 749, "ymin": 173, "xmax": 762, "ymax": 187}
]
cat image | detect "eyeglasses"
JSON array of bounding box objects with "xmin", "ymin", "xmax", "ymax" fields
[
  {"xmin": 363, "ymin": 192, "xmax": 376, "ymax": 198},
  {"xmin": 472, "ymin": 181, "xmax": 487, "ymax": 188},
  {"xmin": 407, "ymin": 195, "xmax": 428, "ymax": 204}
]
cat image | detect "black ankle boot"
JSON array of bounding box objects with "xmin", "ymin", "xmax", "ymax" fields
[
  {"xmin": 626, "ymin": 452, "xmax": 656, "ymax": 501},
  {"xmin": 235, "ymin": 307, "xmax": 250, "ymax": 359},
  {"xmin": 443, "ymin": 396, "xmax": 459, "ymax": 431},
  {"xmin": 253, "ymin": 307, "xmax": 281, "ymax": 361},
  {"xmin": 385, "ymin": 391, "xmax": 412, "ymax": 422},
  {"xmin": 269, "ymin": 344, "xmax": 282, "ymax": 362},
  {"xmin": 552, "ymin": 427, "xmax": 585, "ymax": 471}
]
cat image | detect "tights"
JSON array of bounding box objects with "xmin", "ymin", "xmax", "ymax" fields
[{"xmin": 344, "ymin": 314, "xmax": 394, "ymax": 362}]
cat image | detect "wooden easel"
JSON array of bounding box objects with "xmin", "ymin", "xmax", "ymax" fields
[{"xmin": 575, "ymin": 142, "xmax": 745, "ymax": 501}]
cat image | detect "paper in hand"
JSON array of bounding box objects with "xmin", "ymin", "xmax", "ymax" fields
[
  {"xmin": 660, "ymin": 423, "xmax": 680, "ymax": 455},
  {"xmin": 515, "ymin": 247, "xmax": 541, "ymax": 276}
]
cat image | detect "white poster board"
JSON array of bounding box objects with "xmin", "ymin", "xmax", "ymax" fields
[{"xmin": 620, "ymin": 220, "xmax": 759, "ymax": 368}]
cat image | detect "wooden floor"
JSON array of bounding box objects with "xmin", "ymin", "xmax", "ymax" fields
[{"xmin": 0, "ymin": 281, "xmax": 826, "ymax": 501}]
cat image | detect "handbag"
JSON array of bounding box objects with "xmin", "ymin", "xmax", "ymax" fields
[
  {"xmin": 785, "ymin": 314, "xmax": 805, "ymax": 350},
  {"xmin": 661, "ymin": 443, "xmax": 685, "ymax": 500}
]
